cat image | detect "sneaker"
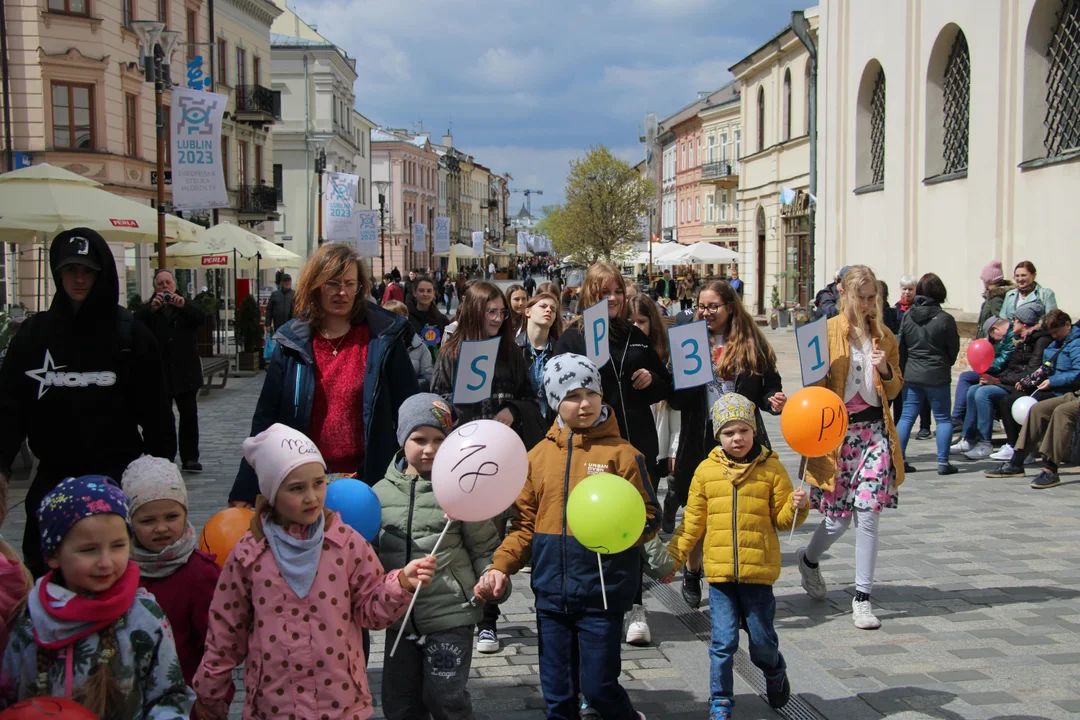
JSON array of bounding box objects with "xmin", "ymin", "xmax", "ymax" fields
[
  {"xmin": 852, "ymin": 597, "xmax": 881, "ymax": 629},
  {"xmin": 579, "ymin": 699, "xmax": 601, "ymax": 720},
  {"xmin": 182, "ymin": 460, "xmax": 203, "ymax": 474},
  {"xmin": 938, "ymin": 463, "xmax": 959, "ymax": 476},
  {"xmin": 476, "ymin": 628, "xmax": 500, "ymax": 654},
  {"xmin": 765, "ymin": 673, "xmax": 791, "ymax": 709},
  {"xmin": 989, "ymin": 444, "xmax": 1014, "ymax": 461},
  {"xmin": 994, "ymin": 419, "xmax": 1004, "ymax": 432},
  {"xmin": 984, "ymin": 461, "xmax": 1024, "ymax": 478},
  {"xmin": 949, "ymin": 438, "xmax": 972, "ymax": 455},
  {"xmin": 964, "ymin": 440, "xmax": 993, "ymax": 460},
  {"xmin": 916, "ymin": 428, "xmax": 932, "ymax": 441},
  {"xmin": 1030, "ymin": 470, "xmax": 1061, "ymax": 489},
  {"xmin": 796, "ymin": 547, "xmax": 827, "ymax": 600},
  {"xmin": 709, "ymin": 700, "xmax": 733, "ymax": 720},
  {"xmin": 661, "ymin": 492, "xmax": 679, "ymax": 534},
  {"xmin": 681, "ymin": 568, "xmax": 703, "ymax": 609},
  {"xmin": 625, "ymin": 604, "xmax": 651, "ymax": 645}
]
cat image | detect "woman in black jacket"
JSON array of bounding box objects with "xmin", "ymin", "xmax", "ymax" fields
[
  {"xmin": 405, "ymin": 275, "xmax": 450, "ymax": 357},
  {"xmin": 895, "ymin": 273, "xmax": 960, "ymax": 474}
]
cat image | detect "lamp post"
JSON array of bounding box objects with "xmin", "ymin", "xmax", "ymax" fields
[
  {"xmin": 306, "ymin": 135, "xmax": 331, "ymax": 254},
  {"xmin": 373, "ymin": 180, "xmax": 390, "ymax": 277},
  {"xmin": 131, "ymin": 21, "xmax": 182, "ymax": 269}
]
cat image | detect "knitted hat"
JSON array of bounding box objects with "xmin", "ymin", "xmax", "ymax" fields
[
  {"xmin": 38, "ymin": 476, "xmax": 130, "ymax": 557},
  {"xmin": 982, "ymin": 316, "xmax": 1007, "ymax": 337},
  {"xmin": 543, "ymin": 354, "xmax": 603, "ymax": 410},
  {"xmin": 121, "ymin": 455, "xmax": 188, "ymax": 517},
  {"xmin": 242, "ymin": 424, "xmax": 326, "ymax": 504},
  {"xmin": 980, "ymin": 260, "xmax": 1004, "ymax": 285},
  {"xmin": 1014, "ymin": 302, "xmax": 1046, "ymax": 327},
  {"xmin": 710, "ymin": 394, "xmax": 757, "ymax": 437},
  {"xmin": 397, "ymin": 393, "xmax": 454, "ymax": 446}
]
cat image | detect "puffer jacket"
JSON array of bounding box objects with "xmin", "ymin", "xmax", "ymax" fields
[
  {"xmin": 1000, "ymin": 283, "xmax": 1058, "ymax": 321},
  {"xmin": 491, "ymin": 409, "xmax": 660, "ymax": 614},
  {"xmin": 997, "ymin": 329, "xmax": 1053, "ymax": 387},
  {"xmin": 1045, "ymin": 325, "xmax": 1080, "ymax": 393},
  {"xmin": 372, "ymin": 454, "xmax": 507, "ymax": 635},
  {"xmin": 975, "ymin": 281, "xmax": 1013, "ymax": 339},
  {"xmin": 669, "ymin": 444, "xmax": 807, "ymax": 585},
  {"xmin": 897, "ymin": 296, "xmax": 960, "ymax": 387}
]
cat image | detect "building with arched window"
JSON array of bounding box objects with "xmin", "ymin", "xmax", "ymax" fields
[{"xmin": 818, "ymin": 0, "xmax": 1080, "ymax": 321}]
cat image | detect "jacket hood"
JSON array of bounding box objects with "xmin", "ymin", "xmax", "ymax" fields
[
  {"xmin": 48, "ymin": 228, "xmax": 119, "ymax": 320},
  {"xmin": 706, "ymin": 443, "xmax": 774, "ymax": 486},
  {"xmin": 984, "ymin": 281, "xmax": 1014, "ymax": 300},
  {"xmin": 273, "ymin": 304, "xmax": 410, "ymax": 363},
  {"xmin": 545, "ymin": 405, "xmax": 621, "ymax": 449},
  {"xmin": 908, "ymin": 296, "xmax": 943, "ymax": 325},
  {"xmin": 383, "ymin": 450, "xmax": 431, "ymax": 493}
]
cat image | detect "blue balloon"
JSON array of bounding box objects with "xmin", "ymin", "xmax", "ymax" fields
[{"xmin": 325, "ymin": 479, "xmax": 382, "ymax": 541}]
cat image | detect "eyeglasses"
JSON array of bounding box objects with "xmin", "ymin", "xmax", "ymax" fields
[
  {"xmin": 323, "ymin": 280, "xmax": 361, "ymax": 296},
  {"xmin": 486, "ymin": 308, "xmax": 510, "ymax": 319},
  {"xmin": 696, "ymin": 303, "xmax": 726, "ymax": 315}
]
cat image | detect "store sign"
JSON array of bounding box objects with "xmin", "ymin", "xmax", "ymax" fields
[
  {"xmin": 150, "ymin": 171, "xmax": 172, "ymax": 185},
  {"xmin": 110, "ymin": 219, "xmax": 139, "ymax": 228},
  {"xmin": 715, "ymin": 226, "xmax": 737, "ymax": 236},
  {"xmin": 202, "ymin": 255, "xmax": 229, "ymax": 266}
]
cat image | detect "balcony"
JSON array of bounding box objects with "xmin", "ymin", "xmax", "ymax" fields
[
  {"xmin": 234, "ymin": 85, "xmax": 280, "ymax": 127},
  {"xmin": 237, "ymin": 184, "xmax": 280, "ymax": 222},
  {"xmin": 700, "ymin": 161, "xmax": 738, "ymax": 187}
]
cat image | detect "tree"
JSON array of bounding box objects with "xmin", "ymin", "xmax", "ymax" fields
[{"xmin": 549, "ymin": 146, "xmax": 654, "ymax": 265}]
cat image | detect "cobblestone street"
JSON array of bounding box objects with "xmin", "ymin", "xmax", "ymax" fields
[{"xmin": 3, "ymin": 326, "xmax": 1079, "ymax": 719}]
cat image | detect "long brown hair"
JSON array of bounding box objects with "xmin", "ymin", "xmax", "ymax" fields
[
  {"xmin": 695, "ymin": 279, "xmax": 776, "ymax": 376},
  {"xmin": 506, "ymin": 284, "xmax": 527, "ymax": 333},
  {"xmin": 627, "ymin": 294, "xmax": 669, "ymax": 365},
  {"xmin": 293, "ymin": 243, "xmax": 372, "ymax": 331},
  {"xmin": 838, "ymin": 265, "xmax": 886, "ymax": 340},
  {"xmin": 575, "ymin": 262, "xmax": 627, "ymax": 326},
  {"xmin": 442, "ymin": 281, "xmax": 518, "ymax": 364},
  {"xmin": 523, "ymin": 291, "xmax": 562, "ymax": 343}
]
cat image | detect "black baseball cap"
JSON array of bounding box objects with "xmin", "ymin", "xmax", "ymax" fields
[{"xmin": 52, "ymin": 230, "xmax": 103, "ymax": 272}]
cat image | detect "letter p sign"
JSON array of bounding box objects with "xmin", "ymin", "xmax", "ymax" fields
[{"xmin": 583, "ymin": 298, "xmax": 611, "ymax": 369}]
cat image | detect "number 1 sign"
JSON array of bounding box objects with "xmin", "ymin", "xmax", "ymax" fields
[{"xmin": 795, "ymin": 316, "xmax": 830, "ymax": 387}]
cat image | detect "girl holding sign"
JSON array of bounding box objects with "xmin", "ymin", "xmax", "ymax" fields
[{"xmin": 797, "ymin": 265, "xmax": 905, "ymax": 630}]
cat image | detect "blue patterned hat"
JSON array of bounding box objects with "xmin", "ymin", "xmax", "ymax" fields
[{"xmin": 38, "ymin": 475, "xmax": 130, "ymax": 557}]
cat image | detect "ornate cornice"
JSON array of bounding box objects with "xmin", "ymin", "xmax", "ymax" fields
[{"xmin": 221, "ymin": 0, "xmax": 282, "ymax": 28}]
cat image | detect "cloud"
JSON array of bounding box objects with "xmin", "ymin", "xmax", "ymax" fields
[{"xmin": 471, "ymin": 48, "xmax": 548, "ymax": 89}]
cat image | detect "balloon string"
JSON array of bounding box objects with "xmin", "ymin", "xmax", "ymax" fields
[
  {"xmin": 597, "ymin": 553, "xmax": 608, "ymax": 611},
  {"xmin": 390, "ymin": 517, "xmax": 453, "ymax": 657},
  {"xmin": 789, "ymin": 456, "xmax": 807, "ymax": 544}
]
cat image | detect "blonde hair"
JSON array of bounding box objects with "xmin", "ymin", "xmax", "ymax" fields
[
  {"xmin": 576, "ymin": 263, "xmax": 627, "ymax": 323},
  {"xmin": 838, "ymin": 265, "xmax": 886, "ymax": 339},
  {"xmin": 382, "ymin": 299, "xmax": 408, "ymax": 317},
  {"xmin": 293, "ymin": 243, "xmax": 372, "ymax": 331}
]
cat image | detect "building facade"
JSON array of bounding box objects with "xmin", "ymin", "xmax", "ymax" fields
[
  {"xmin": 817, "ymin": 0, "xmax": 1080, "ymax": 319},
  {"xmin": 370, "ymin": 128, "xmax": 439, "ymax": 275}
]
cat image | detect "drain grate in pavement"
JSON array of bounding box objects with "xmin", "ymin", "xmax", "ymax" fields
[{"xmin": 647, "ymin": 580, "xmax": 826, "ymax": 720}]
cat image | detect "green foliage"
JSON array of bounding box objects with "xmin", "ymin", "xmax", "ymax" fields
[
  {"xmin": 236, "ymin": 294, "xmax": 265, "ymax": 353},
  {"xmin": 548, "ymin": 146, "xmax": 655, "ymax": 265}
]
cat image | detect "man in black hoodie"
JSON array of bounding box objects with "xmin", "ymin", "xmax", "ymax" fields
[{"xmin": 0, "ymin": 228, "xmax": 176, "ymax": 575}]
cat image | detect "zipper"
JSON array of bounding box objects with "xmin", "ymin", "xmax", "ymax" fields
[
  {"xmin": 405, "ymin": 479, "xmax": 419, "ymax": 634},
  {"xmin": 293, "ymin": 365, "xmax": 303, "ymax": 419},
  {"xmin": 613, "ymin": 334, "xmax": 632, "ymax": 439},
  {"xmin": 561, "ymin": 432, "xmax": 573, "ymax": 613},
  {"xmin": 731, "ymin": 478, "xmax": 739, "ymax": 583}
]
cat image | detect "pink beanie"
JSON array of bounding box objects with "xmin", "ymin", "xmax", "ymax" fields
[
  {"xmin": 242, "ymin": 424, "xmax": 326, "ymax": 504},
  {"xmin": 980, "ymin": 260, "xmax": 1004, "ymax": 285}
]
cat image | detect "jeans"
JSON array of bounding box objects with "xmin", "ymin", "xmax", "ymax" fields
[
  {"xmin": 382, "ymin": 625, "xmax": 476, "ymax": 720},
  {"xmin": 892, "ymin": 392, "xmax": 930, "ymax": 432},
  {"xmin": 536, "ymin": 610, "xmax": 638, "ymax": 720},
  {"xmin": 951, "ymin": 370, "xmax": 980, "ymax": 422},
  {"xmin": 897, "ymin": 383, "xmax": 953, "ymax": 465},
  {"xmin": 708, "ymin": 583, "xmax": 786, "ymax": 707},
  {"xmin": 961, "ymin": 384, "xmax": 1009, "ymax": 442}
]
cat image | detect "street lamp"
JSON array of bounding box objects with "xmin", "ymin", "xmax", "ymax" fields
[
  {"xmin": 131, "ymin": 21, "xmax": 182, "ymax": 269},
  {"xmin": 373, "ymin": 180, "xmax": 390, "ymax": 276},
  {"xmin": 306, "ymin": 135, "xmax": 331, "ymax": 252}
]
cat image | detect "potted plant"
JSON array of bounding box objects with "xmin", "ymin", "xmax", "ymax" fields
[
  {"xmin": 235, "ymin": 294, "xmax": 264, "ymax": 372},
  {"xmin": 773, "ymin": 271, "xmax": 801, "ymax": 328},
  {"xmin": 769, "ymin": 284, "xmax": 781, "ymax": 329}
]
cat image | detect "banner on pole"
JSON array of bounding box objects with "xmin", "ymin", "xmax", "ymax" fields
[
  {"xmin": 434, "ymin": 216, "xmax": 451, "ymax": 254},
  {"xmin": 517, "ymin": 232, "xmax": 528, "ymax": 254},
  {"xmin": 170, "ymin": 86, "xmax": 228, "ymax": 210},
  {"xmin": 324, "ymin": 172, "xmax": 359, "ymax": 242},
  {"xmin": 356, "ymin": 210, "xmax": 379, "ymax": 257},
  {"xmin": 412, "ymin": 223, "xmax": 427, "ymax": 253},
  {"xmin": 472, "ymin": 231, "xmax": 485, "ymax": 255}
]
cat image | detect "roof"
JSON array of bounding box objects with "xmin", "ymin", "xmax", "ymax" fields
[
  {"xmin": 659, "ymin": 80, "xmax": 739, "ymax": 131},
  {"xmin": 516, "ymin": 204, "xmax": 532, "ymax": 218},
  {"xmin": 729, "ymin": 7, "xmax": 819, "ymax": 75},
  {"xmin": 270, "ymin": 32, "xmax": 334, "ymax": 48}
]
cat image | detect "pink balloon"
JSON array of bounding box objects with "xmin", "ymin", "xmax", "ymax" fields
[
  {"xmin": 431, "ymin": 419, "xmax": 528, "ymax": 522},
  {"xmin": 966, "ymin": 339, "xmax": 995, "ymax": 374}
]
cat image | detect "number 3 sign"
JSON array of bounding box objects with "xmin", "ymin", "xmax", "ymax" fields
[
  {"xmin": 795, "ymin": 316, "xmax": 830, "ymax": 387},
  {"xmin": 666, "ymin": 320, "xmax": 715, "ymax": 390}
]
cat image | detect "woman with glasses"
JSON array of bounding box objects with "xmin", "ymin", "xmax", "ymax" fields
[
  {"xmin": 228, "ymin": 243, "xmax": 420, "ymax": 507},
  {"xmin": 667, "ymin": 280, "xmax": 786, "ymax": 610}
]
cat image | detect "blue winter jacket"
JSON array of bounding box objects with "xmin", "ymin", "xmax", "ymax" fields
[
  {"xmin": 229, "ymin": 306, "xmax": 419, "ymax": 503},
  {"xmin": 1045, "ymin": 325, "xmax": 1080, "ymax": 393}
]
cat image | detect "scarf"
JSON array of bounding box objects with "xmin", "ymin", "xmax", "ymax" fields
[
  {"xmin": 129, "ymin": 523, "xmax": 198, "ymax": 579},
  {"xmin": 263, "ymin": 517, "xmax": 325, "ymax": 599},
  {"xmin": 30, "ymin": 561, "xmax": 140, "ymax": 650}
]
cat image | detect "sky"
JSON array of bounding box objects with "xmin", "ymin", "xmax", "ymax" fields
[{"xmin": 287, "ymin": 0, "xmax": 815, "ymax": 211}]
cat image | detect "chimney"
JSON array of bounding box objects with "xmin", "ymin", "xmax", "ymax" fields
[
  {"xmin": 442, "ymin": 133, "xmax": 453, "ymax": 147},
  {"xmin": 697, "ymin": 91, "xmax": 710, "ymax": 101}
]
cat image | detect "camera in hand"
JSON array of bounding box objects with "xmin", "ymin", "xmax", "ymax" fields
[{"xmin": 160, "ymin": 292, "xmax": 174, "ymax": 304}]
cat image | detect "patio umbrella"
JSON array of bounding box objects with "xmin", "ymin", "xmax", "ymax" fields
[
  {"xmin": 165, "ymin": 222, "xmax": 303, "ymax": 270},
  {"xmin": 660, "ymin": 242, "xmax": 739, "ymax": 266},
  {"xmin": 0, "ymin": 163, "xmax": 204, "ymax": 244}
]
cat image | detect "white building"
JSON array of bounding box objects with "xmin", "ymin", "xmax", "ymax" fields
[
  {"xmin": 816, "ymin": 0, "xmax": 1080, "ymax": 320},
  {"xmin": 351, "ymin": 109, "xmax": 375, "ymax": 212}
]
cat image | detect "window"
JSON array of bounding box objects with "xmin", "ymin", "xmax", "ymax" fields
[
  {"xmin": 680, "ymin": 200, "xmax": 685, "ymax": 223},
  {"xmin": 217, "ymin": 38, "xmax": 227, "ymax": 86},
  {"xmin": 48, "ymin": 0, "xmax": 87, "ymax": 15},
  {"xmin": 158, "ymin": 0, "xmax": 167, "ymax": 25},
  {"xmin": 253, "ymin": 57, "xmax": 260, "ymax": 87},
  {"xmin": 273, "ymin": 163, "xmax": 283, "ymax": 202},
  {"xmin": 783, "ymin": 68, "xmax": 792, "ymax": 141},
  {"xmin": 51, "ymin": 82, "xmax": 94, "ymax": 150},
  {"xmin": 734, "ymin": 200, "xmax": 740, "ymax": 221},
  {"xmin": 720, "ymin": 132, "xmax": 728, "ymax": 163},
  {"xmin": 856, "ymin": 61, "xmax": 887, "ymax": 188},
  {"xmin": 237, "ymin": 141, "xmax": 248, "ymax": 187},
  {"xmin": 706, "ymin": 193, "xmax": 714, "ymax": 222},
  {"xmin": 162, "ymin": 105, "xmax": 171, "ymax": 165},
  {"xmin": 720, "ymin": 190, "xmax": 728, "ymax": 221},
  {"xmin": 186, "ymin": 10, "xmax": 196, "ymax": 61},
  {"xmin": 870, "ymin": 67, "xmax": 886, "ymax": 184},
  {"xmin": 236, "ymin": 47, "xmax": 246, "ymax": 87},
  {"xmin": 1024, "ymin": 0, "xmax": 1080, "ymax": 160},
  {"xmin": 757, "ymin": 87, "xmax": 765, "ymax": 152},
  {"xmin": 254, "ymin": 144, "xmax": 263, "ymax": 185},
  {"xmin": 697, "ymin": 139, "xmax": 702, "ymax": 165},
  {"xmin": 942, "ymin": 31, "xmax": 970, "ymax": 174},
  {"xmin": 735, "ymin": 129, "xmax": 741, "ymax": 162},
  {"xmin": 123, "ymin": 0, "xmax": 134, "ymax": 26},
  {"xmin": 221, "ymin": 135, "xmax": 229, "ymax": 188},
  {"xmin": 695, "ymin": 198, "xmax": 701, "ymax": 221},
  {"xmin": 125, "ymin": 93, "xmax": 138, "ymax": 157},
  {"xmin": 681, "ymin": 143, "xmax": 686, "ymax": 169}
]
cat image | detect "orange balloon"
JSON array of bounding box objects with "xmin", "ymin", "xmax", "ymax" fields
[
  {"xmin": 0, "ymin": 698, "xmax": 97, "ymax": 719},
  {"xmin": 780, "ymin": 386, "xmax": 849, "ymax": 458},
  {"xmin": 199, "ymin": 507, "xmax": 255, "ymax": 567}
]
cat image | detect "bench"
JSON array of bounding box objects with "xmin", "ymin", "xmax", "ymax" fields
[{"xmin": 201, "ymin": 357, "xmax": 230, "ymax": 394}]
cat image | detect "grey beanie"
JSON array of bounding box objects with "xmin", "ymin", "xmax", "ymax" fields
[
  {"xmin": 982, "ymin": 315, "xmax": 1007, "ymax": 337},
  {"xmin": 1014, "ymin": 302, "xmax": 1045, "ymax": 327},
  {"xmin": 396, "ymin": 393, "xmax": 454, "ymax": 446},
  {"xmin": 543, "ymin": 354, "xmax": 603, "ymax": 411}
]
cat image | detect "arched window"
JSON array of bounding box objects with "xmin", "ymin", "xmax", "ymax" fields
[
  {"xmin": 925, "ymin": 25, "xmax": 971, "ymax": 179},
  {"xmin": 783, "ymin": 68, "xmax": 792, "ymax": 141},
  {"xmin": 757, "ymin": 86, "xmax": 765, "ymax": 152},
  {"xmin": 856, "ymin": 60, "xmax": 886, "ymax": 189},
  {"xmin": 1023, "ymin": 0, "xmax": 1080, "ymax": 161}
]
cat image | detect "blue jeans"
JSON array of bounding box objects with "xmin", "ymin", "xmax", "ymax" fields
[
  {"xmin": 709, "ymin": 583, "xmax": 786, "ymax": 707},
  {"xmin": 536, "ymin": 610, "xmax": 637, "ymax": 720},
  {"xmin": 962, "ymin": 384, "xmax": 1009, "ymax": 442},
  {"xmin": 951, "ymin": 370, "xmax": 980, "ymax": 422},
  {"xmin": 897, "ymin": 383, "xmax": 953, "ymax": 464}
]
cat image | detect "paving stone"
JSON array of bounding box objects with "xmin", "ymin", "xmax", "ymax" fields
[
  {"xmin": 947, "ymin": 648, "xmax": 1006, "ymax": 659},
  {"xmin": 928, "ymin": 670, "xmax": 991, "ymax": 682},
  {"xmin": 958, "ymin": 691, "xmax": 1022, "ymax": 705}
]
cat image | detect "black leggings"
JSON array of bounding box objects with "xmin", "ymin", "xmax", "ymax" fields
[{"xmin": 634, "ymin": 466, "xmax": 663, "ymax": 605}]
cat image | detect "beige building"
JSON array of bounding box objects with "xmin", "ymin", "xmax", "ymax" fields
[
  {"xmin": 731, "ymin": 11, "xmax": 819, "ymax": 316},
  {"xmin": 698, "ymin": 92, "xmax": 742, "ymax": 258},
  {"xmin": 370, "ymin": 128, "xmax": 439, "ymax": 275},
  {"xmin": 817, "ymin": 0, "xmax": 1080, "ymax": 320}
]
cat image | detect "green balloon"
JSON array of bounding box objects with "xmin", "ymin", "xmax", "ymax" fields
[{"xmin": 566, "ymin": 473, "xmax": 647, "ymax": 555}]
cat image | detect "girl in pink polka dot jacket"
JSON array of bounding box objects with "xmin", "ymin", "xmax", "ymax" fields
[{"xmin": 192, "ymin": 424, "xmax": 437, "ymax": 720}]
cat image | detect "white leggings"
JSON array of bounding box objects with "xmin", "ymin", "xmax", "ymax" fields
[{"xmin": 804, "ymin": 510, "xmax": 880, "ymax": 595}]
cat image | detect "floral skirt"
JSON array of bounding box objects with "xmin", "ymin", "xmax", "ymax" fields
[{"xmin": 811, "ymin": 420, "xmax": 898, "ymax": 517}]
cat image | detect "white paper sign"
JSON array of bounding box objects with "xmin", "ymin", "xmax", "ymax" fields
[
  {"xmin": 324, "ymin": 172, "xmax": 358, "ymax": 242},
  {"xmin": 452, "ymin": 336, "xmax": 501, "ymax": 404},
  {"xmin": 356, "ymin": 210, "xmax": 379, "ymax": 257},
  {"xmin": 170, "ymin": 86, "xmax": 229, "ymax": 210},
  {"xmin": 517, "ymin": 232, "xmax": 528, "ymax": 254},
  {"xmin": 667, "ymin": 320, "xmax": 715, "ymax": 390},
  {"xmin": 472, "ymin": 231, "xmax": 485, "ymax": 255},
  {"xmin": 795, "ymin": 315, "xmax": 830, "ymax": 386},
  {"xmin": 434, "ymin": 216, "xmax": 451, "ymax": 254},
  {"xmin": 412, "ymin": 222, "xmax": 427, "ymax": 253},
  {"xmin": 582, "ymin": 298, "xmax": 611, "ymax": 369}
]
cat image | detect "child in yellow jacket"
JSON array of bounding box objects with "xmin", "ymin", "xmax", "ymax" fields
[{"xmin": 668, "ymin": 394, "xmax": 809, "ymax": 720}]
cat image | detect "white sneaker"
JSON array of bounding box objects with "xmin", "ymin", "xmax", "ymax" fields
[
  {"xmin": 796, "ymin": 547, "xmax": 828, "ymax": 600},
  {"xmin": 852, "ymin": 598, "xmax": 881, "ymax": 630},
  {"xmin": 965, "ymin": 440, "xmax": 994, "ymax": 460},
  {"xmin": 989, "ymin": 444, "xmax": 1014, "ymax": 461},
  {"xmin": 625, "ymin": 604, "xmax": 651, "ymax": 645},
  {"xmin": 476, "ymin": 628, "xmax": 500, "ymax": 654},
  {"xmin": 950, "ymin": 438, "xmax": 972, "ymax": 455}
]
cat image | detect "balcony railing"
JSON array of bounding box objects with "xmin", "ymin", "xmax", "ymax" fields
[
  {"xmin": 701, "ymin": 161, "xmax": 736, "ymax": 181},
  {"xmin": 235, "ymin": 85, "xmax": 280, "ymax": 120},
  {"xmin": 238, "ymin": 184, "xmax": 279, "ymax": 214}
]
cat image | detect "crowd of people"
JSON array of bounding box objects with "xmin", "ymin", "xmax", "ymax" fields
[{"xmin": 0, "ymin": 230, "xmax": 1075, "ymax": 719}]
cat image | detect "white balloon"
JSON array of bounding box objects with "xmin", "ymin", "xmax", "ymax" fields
[
  {"xmin": 1011, "ymin": 396, "xmax": 1039, "ymax": 426},
  {"xmin": 431, "ymin": 419, "xmax": 528, "ymax": 522}
]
